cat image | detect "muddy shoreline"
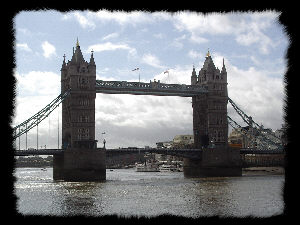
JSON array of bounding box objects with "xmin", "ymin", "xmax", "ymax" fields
[{"xmin": 242, "ymin": 167, "xmax": 284, "ymax": 176}]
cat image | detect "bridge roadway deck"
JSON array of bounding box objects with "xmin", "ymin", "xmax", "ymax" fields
[
  {"xmin": 14, "ymin": 148, "xmax": 284, "ymax": 156},
  {"xmin": 95, "ymin": 80, "xmax": 208, "ymax": 97}
]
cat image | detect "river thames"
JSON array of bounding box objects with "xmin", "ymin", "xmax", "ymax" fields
[{"xmin": 14, "ymin": 168, "xmax": 284, "ymax": 218}]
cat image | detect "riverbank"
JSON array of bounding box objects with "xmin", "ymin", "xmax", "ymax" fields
[{"xmin": 242, "ymin": 167, "xmax": 284, "ymax": 175}]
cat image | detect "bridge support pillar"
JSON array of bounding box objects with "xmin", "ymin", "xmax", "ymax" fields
[
  {"xmin": 53, "ymin": 154, "xmax": 64, "ymax": 181},
  {"xmin": 183, "ymin": 147, "xmax": 242, "ymax": 177},
  {"xmin": 53, "ymin": 148, "xmax": 106, "ymax": 182}
]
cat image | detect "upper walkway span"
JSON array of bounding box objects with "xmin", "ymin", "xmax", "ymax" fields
[{"xmin": 95, "ymin": 80, "xmax": 208, "ymax": 97}]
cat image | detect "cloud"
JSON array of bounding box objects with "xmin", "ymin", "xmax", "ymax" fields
[
  {"xmin": 188, "ymin": 50, "xmax": 202, "ymax": 59},
  {"xmin": 89, "ymin": 10, "xmax": 153, "ymax": 26},
  {"xmin": 225, "ymin": 62, "xmax": 285, "ymax": 130},
  {"xmin": 141, "ymin": 53, "xmax": 165, "ymax": 69},
  {"xmin": 87, "ymin": 42, "xmax": 137, "ymax": 56},
  {"xmin": 153, "ymin": 33, "xmax": 165, "ymax": 39},
  {"xmin": 13, "ymin": 70, "xmax": 62, "ymax": 148},
  {"xmin": 15, "ymin": 71, "xmax": 60, "ymax": 97},
  {"xmin": 41, "ymin": 41, "xmax": 56, "ymax": 58},
  {"xmin": 16, "ymin": 43, "xmax": 32, "ymax": 52},
  {"xmin": 95, "ymin": 94, "xmax": 193, "ymax": 148},
  {"xmin": 62, "ymin": 11, "xmax": 96, "ymax": 29},
  {"xmin": 102, "ymin": 32, "xmax": 119, "ymax": 41},
  {"xmin": 173, "ymin": 11, "xmax": 280, "ymax": 54},
  {"xmin": 62, "ymin": 10, "xmax": 172, "ymax": 30}
]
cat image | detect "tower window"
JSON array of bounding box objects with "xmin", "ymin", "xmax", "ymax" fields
[
  {"xmin": 79, "ymin": 98, "xmax": 89, "ymax": 106},
  {"xmin": 78, "ymin": 128, "xmax": 89, "ymax": 140},
  {"xmin": 78, "ymin": 77, "xmax": 89, "ymax": 89},
  {"xmin": 79, "ymin": 115, "xmax": 89, "ymax": 122}
]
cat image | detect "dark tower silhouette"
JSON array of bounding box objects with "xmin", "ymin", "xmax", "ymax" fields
[
  {"xmin": 61, "ymin": 38, "xmax": 97, "ymax": 150},
  {"xmin": 192, "ymin": 51, "xmax": 228, "ymax": 148}
]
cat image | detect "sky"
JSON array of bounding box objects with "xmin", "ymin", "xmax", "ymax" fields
[{"xmin": 13, "ymin": 10, "xmax": 288, "ymax": 149}]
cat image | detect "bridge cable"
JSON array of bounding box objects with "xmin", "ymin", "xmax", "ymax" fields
[
  {"xmin": 12, "ymin": 89, "xmax": 71, "ymax": 140},
  {"xmin": 228, "ymin": 98, "xmax": 282, "ymax": 150}
]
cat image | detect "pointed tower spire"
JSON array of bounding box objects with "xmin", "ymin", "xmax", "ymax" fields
[
  {"xmin": 71, "ymin": 37, "xmax": 84, "ymax": 63},
  {"xmin": 191, "ymin": 63, "xmax": 197, "ymax": 85},
  {"xmin": 61, "ymin": 54, "xmax": 67, "ymax": 71},
  {"xmin": 76, "ymin": 37, "xmax": 80, "ymax": 48},
  {"xmin": 222, "ymin": 58, "xmax": 226, "ymax": 72},
  {"xmin": 89, "ymin": 49, "xmax": 95, "ymax": 65},
  {"xmin": 206, "ymin": 48, "xmax": 210, "ymax": 57}
]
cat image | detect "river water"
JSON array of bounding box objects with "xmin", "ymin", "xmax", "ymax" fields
[{"xmin": 14, "ymin": 168, "xmax": 284, "ymax": 218}]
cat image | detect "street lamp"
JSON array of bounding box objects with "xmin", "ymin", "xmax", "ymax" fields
[
  {"xmin": 103, "ymin": 139, "xmax": 106, "ymax": 149},
  {"xmin": 101, "ymin": 132, "xmax": 106, "ymax": 149}
]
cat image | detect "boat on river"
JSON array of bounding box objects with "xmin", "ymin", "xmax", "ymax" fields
[
  {"xmin": 159, "ymin": 164, "xmax": 183, "ymax": 172},
  {"xmin": 159, "ymin": 164, "xmax": 176, "ymax": 172},
  {"xmin": 135, "ymin": 161, "xmax": 159, "ymax": 172}
]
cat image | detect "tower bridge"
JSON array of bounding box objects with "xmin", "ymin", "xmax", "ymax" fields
[{"xmin": 13, "ymin": 40, "xmax": 284, "ymax": 181}]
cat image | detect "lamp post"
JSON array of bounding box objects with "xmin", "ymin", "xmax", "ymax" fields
[
  {"xmin": 103, "ymin": 139, "xmax": 106, "ymax": 149},
  {"xmin": 101, "ymin": 132, "xmax": 106, "ymax": 149}
]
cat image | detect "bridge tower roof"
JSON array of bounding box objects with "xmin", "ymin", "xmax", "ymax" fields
[
  {"xmin": 202, "ymin": 50, "xmax": 216, "ymax": 71},
  {"xmin": 71, "ymin": 38, "xmax": 85, "ymax": 64}
]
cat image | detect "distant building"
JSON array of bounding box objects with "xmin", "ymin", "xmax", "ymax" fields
[
  {"xmin": 228, "ymin": 126, "xmax": 283, "ymax": 149},
  {"xmin": 156, "ymin": 135, "xmax": 194, "ymax": 149},
  {"xmin": 228, "ymin": 128, "xmax": 247, "ymax": 148},
  {"xmin": 172, "ymin": 135, "xmax": 194, "ymax": 148},
  {"xmin": 156, "ymin": 141, "xmax": 173, "ymax": 149}
]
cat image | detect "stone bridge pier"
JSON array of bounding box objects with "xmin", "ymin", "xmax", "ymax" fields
[
  {"xmin": 183, "ymin": 147, "xmax": 242, "ymax": 177},
  {"xmin": 53, "ymin": 148, "xmax": 106, "ymax": 181}
]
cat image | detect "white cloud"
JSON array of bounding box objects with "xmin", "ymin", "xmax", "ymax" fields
[
  {"xmin": 63, "ymin": 10, "xmax": 172, "ymax": 30},
  {"xmin": 62, "ymin": 11, "xmax": 96, "ymax": 29},
  {"xmin": 15, "ymin": 71, "xmax": 60, "ymax": 97},
  {"xmin": 169, "ymin": 34, "xmax": 187, "ymax": 49},
  {"xmin": 102, "ymin": 32, "xmax": 119, "ymax": 41},
  {"xmin": 226, "ymin": 63, "xmax": 285, "ymax": 131},
  {"xmin": 173, "ymin": 11, "xmax": 280, "ymax": 54},
  {"xmin": 95, "ymin": 93, "xmax": 193, "ymax": 148},
  {"xmin": 73, "ymin": 12, "xmax": 96, "ymax": 29},
  {"xmin": 188, "ymin": 50, "xmax": 202, "ymax": 59},
  {"xmin": 190, "ymin": 34, "xmax": 209, "ymax": 44},
  {"xmin": 141, "ymin": 53, "xmax": 165, "ymax": 69},
  {"xmin": 89, "ymin": 10, "xmax": 153, "ymax": 26},
  {"xmin": 153, "ymin": 33, "xmax": 165, "ymax": 39},
  {"xmin": 16, "ymin": 43, "xmax": 32, "ymax": 52},
  {"xmin": 17, "ymin": 27, "xmax": 32, "ymax": 35},
  {"xmin": 41, "ymin": 41, "xmax": 56, "ymax": 58},
  {"xmin": 87, "ymin": 42, "xmax": 136, "ymax": 56}
]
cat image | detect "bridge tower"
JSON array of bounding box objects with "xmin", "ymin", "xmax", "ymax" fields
[
  {"xmin": 53, "ymin": 39, "xmax": 106, "ymax": 181},
  {"xmin": 192, "ymin": 51, "xmax": 228, "ymax": 148},
  {"xmin": 185, "ymin": 51, "xmax": 241, "ymax": 177},
  {"xmin": 61, "ymin": 38, "xmax": 97, "ymax": 149}
]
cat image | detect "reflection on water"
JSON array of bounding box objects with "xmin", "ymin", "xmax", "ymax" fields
[{"xmin": 14, "ymin": 168, "xmax": 284, "ymax": 218}]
